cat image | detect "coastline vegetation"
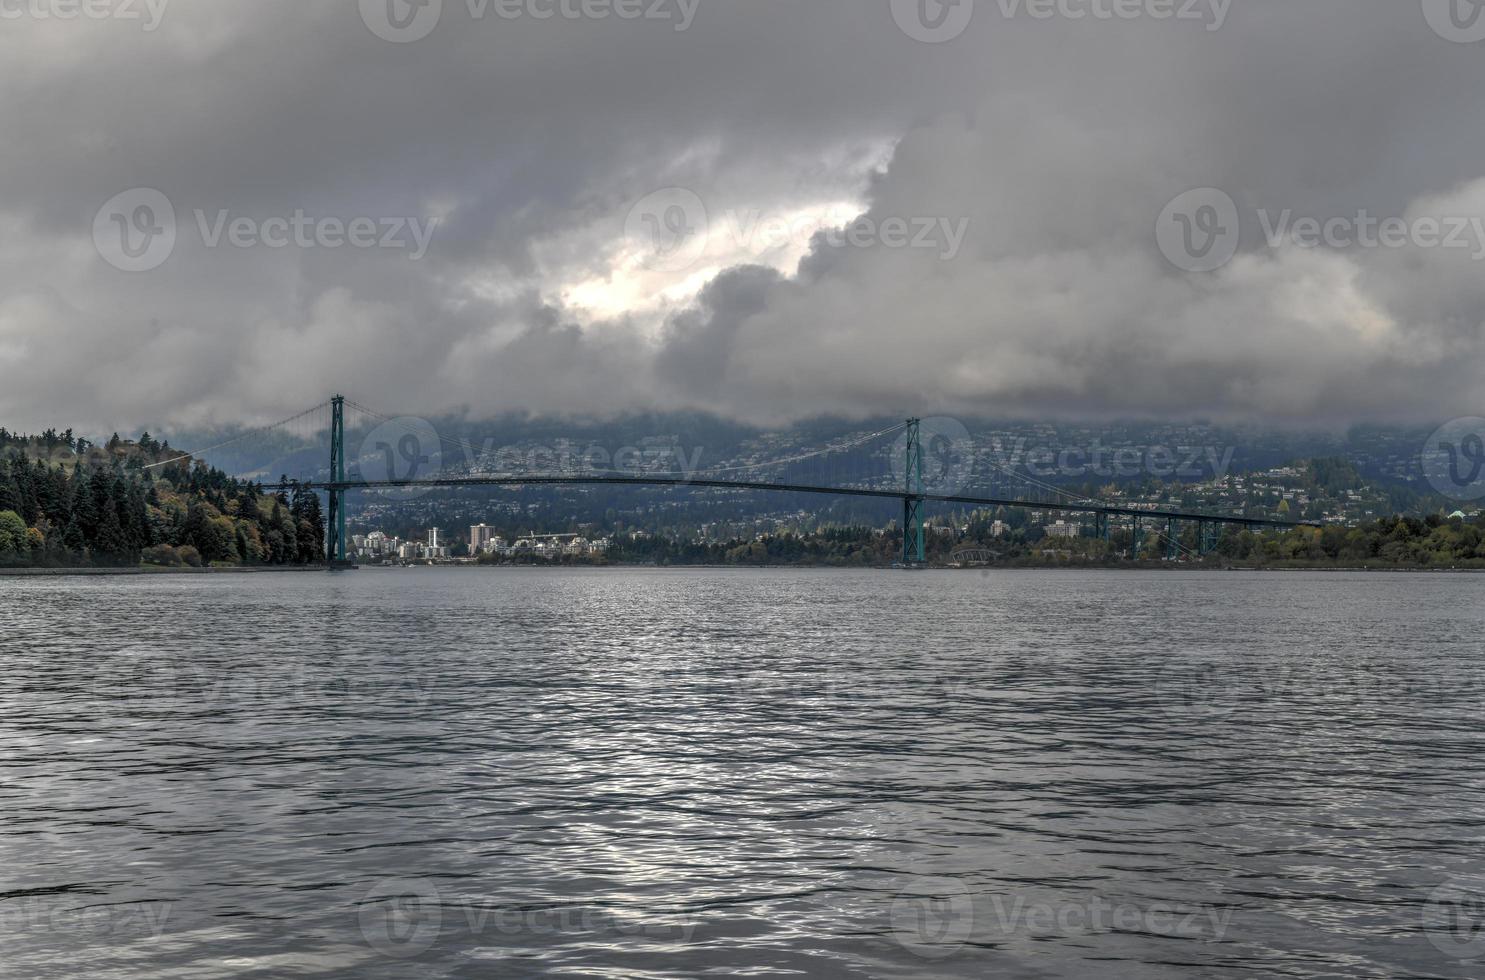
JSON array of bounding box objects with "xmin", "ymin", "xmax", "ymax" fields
[
  {"xmin": 601, "ymin": 513, "xmax": 1485, "ymax": 570},
  {"xmin": 0, "ymin": 429, "xmax": 325, "ymax": 569}
]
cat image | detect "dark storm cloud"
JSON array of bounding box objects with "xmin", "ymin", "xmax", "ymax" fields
[{"xmin": 0, "ymin": 0, "xmax": 1482, "ymax": 431}]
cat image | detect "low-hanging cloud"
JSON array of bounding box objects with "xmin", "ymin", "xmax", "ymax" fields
[{"xmin": 0, "ymin": 0, "xmax": 1482, "ymax": 433}]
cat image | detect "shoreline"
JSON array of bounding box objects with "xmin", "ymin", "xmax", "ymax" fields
[
  {"xmin": 0, "ymin": 565, "xmax": 330, "ymax": 577},
  {"xmin": 2, "ymin": 563, "xmax": 1481, "ymax": 577}
]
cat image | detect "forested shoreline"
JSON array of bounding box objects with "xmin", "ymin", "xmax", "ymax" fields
[{"xmin": 0, "ymin": 429, "xmax": 325, "ymax": 568}]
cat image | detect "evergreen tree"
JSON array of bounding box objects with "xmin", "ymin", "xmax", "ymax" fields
[
  {"xmin": 268, "ymin": 501, "xmax": 292, "ymax": 565},
  {"xmin": 61, "ymin": 513, "xmax": 86, "ymax": 559},
  {"xmin": 93, "ymin": 500, "xmax": 134, "ymax": 566},
  {"xmin": 0, "ymin": 461, "xmax": 16, "ymax": 514}
]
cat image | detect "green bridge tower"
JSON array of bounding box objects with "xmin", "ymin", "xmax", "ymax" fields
[
  {"xmin": 327, "ymin": 394, "xmax": 348, "ymax": 566},
  {"xmin": 902, "ymin": 418, "xmax": 926, "ymax": 566}
]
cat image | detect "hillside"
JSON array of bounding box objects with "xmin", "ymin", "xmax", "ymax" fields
[{"xmin": 0, "ymin": 430, "xmax": 325, "ymax": 568}]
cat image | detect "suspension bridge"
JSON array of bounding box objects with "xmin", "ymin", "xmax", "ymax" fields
[{"xmin": 154, "ymin": 395, "xmax": 1317, "ymax": 569}]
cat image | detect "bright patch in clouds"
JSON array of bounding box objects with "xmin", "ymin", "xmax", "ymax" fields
[{"xmin": 558, "ymin": 197, "xmax": 868, "ymax": 324}]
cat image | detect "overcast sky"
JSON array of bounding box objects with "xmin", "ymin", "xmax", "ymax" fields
[{"xmin": 2, "ymin": 0, "xmax": 1484, "ymax": 432}]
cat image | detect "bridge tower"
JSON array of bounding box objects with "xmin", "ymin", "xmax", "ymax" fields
[
  {"xmin": 1166, "ymin": 517, "xmax": 1180, "ymax": 561},
  {"xmin": 902, "ymin": 418, "xmax": 926, "ymax": 566},
  {"xmin": 326, "ymin": 394, "xmax": 349, "ymax": 566},
  {"xmin": 1130, "ymin": 515, "xmax": 1142, "ymax": 560}
]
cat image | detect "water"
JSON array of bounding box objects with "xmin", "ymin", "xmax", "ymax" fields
[{"xmin": 2, "ymin": 568, "xmax": 1484, "ymax": 978}]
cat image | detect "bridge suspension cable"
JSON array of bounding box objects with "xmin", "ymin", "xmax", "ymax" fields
[{"xmin": 141, "ymin": 402, "xmax": 330, "ymax": 473}]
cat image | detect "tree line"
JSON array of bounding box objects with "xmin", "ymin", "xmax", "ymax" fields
[{"xmin": 0, "ymin": 436, "xmax": 326, "ymax": 568}]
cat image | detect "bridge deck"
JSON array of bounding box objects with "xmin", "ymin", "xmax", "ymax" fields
[{"xmin": 304, "ymin": 475, "xmax": 1315, "ymax": 529}]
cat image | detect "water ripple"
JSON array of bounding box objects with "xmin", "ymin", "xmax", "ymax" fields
[{"xmin": 1, "ymin": 568, "xmax": 1483, "ymax": 978}]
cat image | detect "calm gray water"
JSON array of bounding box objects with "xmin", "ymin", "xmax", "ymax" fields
[{"xmin": 2, "ymin": 568, "xmax": 1484, "ymax": 978}]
